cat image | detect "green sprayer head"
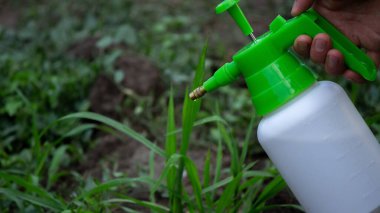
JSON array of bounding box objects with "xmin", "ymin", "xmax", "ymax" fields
[{"xmin": 189, "ymin": 1, "xmax": 377, "ymax": 116}]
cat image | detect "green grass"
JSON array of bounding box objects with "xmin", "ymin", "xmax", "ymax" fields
[
  {"xmin": 2, "ymin": 0, "xmax": 380, "ymax": 212},
  {"xmin": 0, "ymin": 44, "xmax": 302, "ymax": 212}
]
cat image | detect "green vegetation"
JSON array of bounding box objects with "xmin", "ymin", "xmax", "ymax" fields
[
  {"xmin": 1, "ymin": 0, "xmax": 380, "ymax": 212},
  {"xmin": 1, "ymin": 43, "xmax": 301, "ymax": 212}
]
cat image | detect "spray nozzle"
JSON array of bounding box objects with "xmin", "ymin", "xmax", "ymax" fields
[
  {"xmin": 216, "ymin": 0, "xmax": 256, "ymax": 41},
  {"xmin": 190, "ymin": 62, "xmax": 240, "ymax": 100},
  {"xmin": 189, "ymin": 0, "xmax": 255, "ymax": 101}
]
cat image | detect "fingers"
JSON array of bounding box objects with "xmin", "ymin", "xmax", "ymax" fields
[
  {"xmin": 310, "ymin": 33, "xmax": 332, "ymax": 64},
  {"xmin": 344, "ymin": 70, "xmax": 366, "ymax": 84},
  {"xmin": 291, "ymin": 0, "xmax": 314, "ymax": 16},
  {"xmin": 293, "ymin": 35, "xmax": 312, "ymax": 58},
  {"xmin": 293, "ymin": 33, "xmax": 369, "ymax": 84},
  {"xmin": 326, "ymin": 50, "xmax": 366, "ymax": 83},
  {"xmin": 325, "ymin": 49, "xmax": 345, "ymax": 76}
]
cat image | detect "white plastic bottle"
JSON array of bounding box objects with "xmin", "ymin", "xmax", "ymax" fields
[
  {"xmin": 258, "ymin": 81, "xmax": 380, "ymax": 213},
  {"xmin": 188, "ymin": 3, "xmax": 380, "ymax": 211}
]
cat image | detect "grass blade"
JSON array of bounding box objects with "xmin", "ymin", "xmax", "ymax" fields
[
  {"xmin": 149, "ymin": 149, "xmax": 156, "ymax": 204},
  {"xmin": 121, "ymin": 206, "xmax": 140, "ymax": 213},
  {"xmin": 365, "ymin": 113, "xmax": 380, "ymax": 126},
  {"xmin": 204, "ymin": 176, "xmax": 233, "ymax": 195},
  {"xmin": 203, "ymin": 170, "xmax": 273, "ymax": 195},
  {"xmin": 34, "ymin": 143, "xmax": 51, "ymax": 177},
  {"xmin": 180, "ymin": 87, "xmax": 201, "ymax": 155},
  {"xmin": 76, "ymin": 177, "xmax": 156, "ymax": 201},
  {"xmin": 166, "ymin": 115, "xmax": 227, "ymax": 136},
  {"xmin": 0, "ymin": 171, "xmax": 66, "ymax": 209},
  {"xmin": 0, "ymin": 188, "xmax": 65, "ymax": 211},
  {"xmin": 62, "ymin": 123, "xmax": 96, "ymax": 138},
  {"xmin": 184, "ymin": 157, "xmax": 204, "ymax": 213},
  {"xmin": 180, "ymin": 42, "xmax": 206, "ymax": 155},
  {"xmin": 215, "ymin": 173, "xmax": 242, "ymax": 212},
  {"xmin": 202, "ymin": 150, "xmax": 212, "ymax": 206},
  {"xmin": 173, "ymin": 43, "xmax": 207, "ymax": 212},
  {"xmin": 60, "ymin": 112, "xmax": 166, "ymax": 157},
  {"xmin": 211, "ymin": 137, "xmax": 223, "ymax": 200},
  {"xmin": 151, "ymin": 154, "xmax": 181, "ymax": 203},
  {"xmin": 0, "ymin": 188, "xmax": 24, "ymax": 209},
  {"xmin": 253, "ymin": 175, "xmax": 287, "ymax": 208},
  {"xmin": 104, "ymin": 197, "xmax": 170, "ymax": 213},
  {"xmin": 166, "ymin": 91, "xmax": 176, "ymax": 157},
  {"xmin": 165, "ymin": 91, "xmax": 177, "ymax": 209},
  {"xmin": 217, "ymin": 118, "xmax": 240, "ymax": 176},
  {"xmin": 32, "ymin": 113, "xmax": 41, "ymax": 166},
  {"xmin": 48, "ymin": 145, "xmax": 68, "ymax": 189},
  {"xmin": 240, "ymin": 116, "xmax": 255, "ymax": 164},
  {"xmin": 214, "ymin": 104, "xmax": 241, "ymax": 176},
  {"xmin": 202, "ymin": 150, "xmax": 211, "ymax": 188},
  {"xmin": 241, "ymin": 183, "xmax": 259, "ymax": 212},
  {"xmin": 239, "ymin": 176, "xmax": 266, "ymax": 192}
]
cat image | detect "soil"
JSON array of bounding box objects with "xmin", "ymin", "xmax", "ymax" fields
[
  {"xmin": 77, "ymin": 36, "xmax": 164, "ymax": 119},
  {"xmin": 68, "ymin": 37, "xmax": 100, "ymax": 61},
  {"xmin": 0, "ymin": 1, "xmax": 20, "ymax": 29},
  {"xmin": 89, "ymin": 75, "xmax": 124, "ymax": 119},
  {"xmin": 115, "ymin": 54, "xmax": 163, "ymax": 96}
]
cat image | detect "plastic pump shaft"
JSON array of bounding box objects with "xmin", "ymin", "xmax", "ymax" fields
[{"xmin": 216, "ymin": 0, "xmax": 255, "ymax": 41}]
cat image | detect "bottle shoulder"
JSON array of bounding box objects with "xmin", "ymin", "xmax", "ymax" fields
[
  {"xmin": 258, "ymin": 81, "xmax": 348, "ymax": 139},
  {"xmin": 262, "ymin": 81, "xmax": 344, "ymax": 119}
]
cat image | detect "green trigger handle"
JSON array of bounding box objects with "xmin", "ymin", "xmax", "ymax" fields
[
  {"xmin": 215, "ymin": 0, "xmax": 377, "ymax": 81},
  {"xmin": 299, "ymin": 10, "xmax": 377, "ymax": 81},
  {"xmin": 267, "ymin": 9, "xmax": 377, "ymax": 81}
]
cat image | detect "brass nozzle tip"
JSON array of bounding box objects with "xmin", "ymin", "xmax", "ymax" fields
[{"xmin": 189, "ymin": 86, "xmax": 206, "ymax": 100}]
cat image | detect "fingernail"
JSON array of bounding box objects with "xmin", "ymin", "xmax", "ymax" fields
[
  {"xmin": 299, "ymin": 42, "xmax": 308, "ymax": 53},
  {"xmin": 328, "ymin": 56, "xmax": 339, "ymax": 67},
  {"xmin": 315, "ymin": 39, "xmax": 326, "ymax": 52},
  {"xmin": 327, "ymin": 56, "xmax": 340, "ymax": 75}
]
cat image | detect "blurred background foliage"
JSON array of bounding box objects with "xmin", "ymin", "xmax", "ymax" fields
[{"xmin": 1, "ymin": 0, "xmax": 380, "ymax": 212}]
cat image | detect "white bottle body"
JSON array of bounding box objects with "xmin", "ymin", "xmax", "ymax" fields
[{"xmin": 258, "ymin": 81, "xmax": 380, "ymax": 213}]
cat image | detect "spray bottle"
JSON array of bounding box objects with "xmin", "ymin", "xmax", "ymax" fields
[{"xmin": 190, "ymin": 0, "xmax": 380, "ymax": 212}]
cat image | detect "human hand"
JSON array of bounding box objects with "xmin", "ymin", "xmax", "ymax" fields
[{"xmin": 291, "ymin": 0, "xmax": 380, "ymax": 83}]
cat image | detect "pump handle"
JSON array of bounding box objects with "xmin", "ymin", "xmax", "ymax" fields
[
  {"xmin": 215, "ymin": 0, "xmax": 254, "ymax": 36},
  {"xmin": 270, "ymin": 9, "xmax": 377, "ymax": 81},
  {"xmin": 308, "ymin": 10, "xmax": 376, "ymax": 80}
]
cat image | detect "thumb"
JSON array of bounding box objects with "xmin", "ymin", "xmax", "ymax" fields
[{"xmin": 291, "ymin": 0, "xmax": 315, "ymax": 16}]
